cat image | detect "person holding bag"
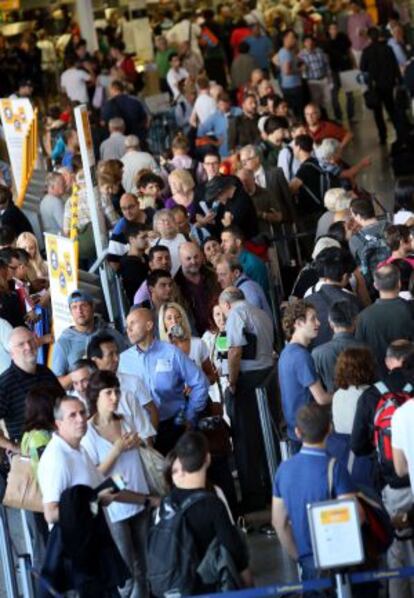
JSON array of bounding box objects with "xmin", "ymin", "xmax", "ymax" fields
[{"xmin": 82, "ymin": 369, "xmax": 155, "ymax": 598}]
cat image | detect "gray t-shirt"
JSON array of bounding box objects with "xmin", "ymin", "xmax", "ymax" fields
[
  {"xmin": 224, "ymin": 300, "xmax": 274, "ymax": 373},
  {"xmin": 40, "ymin": 193, "xmax": 64, "ymax": 235}
]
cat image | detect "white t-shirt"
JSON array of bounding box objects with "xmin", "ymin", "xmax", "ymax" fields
[
  {"xmin": 189, "ymin": 337, "xmax": 210, "ymax": 368},
  {"xmin": 392, "ymin": 400, "xmax": 414, "ymax": 493},
  {"xmin": 394, "ymin": 210, "xmax": 414, "ymax": 225},
  {"xmin": 150, "ymin": 234, "xmax": 187, "ymax": 276},
  {"xmin": 192, "ymin": 94, "xmax": 217, "ymax": 125},
  {"xmin": 166, "ymin": 67, "xmax": 189, "ymax": 99},
  {"xmin": 121, "ymin": 150, "xmax": 159, "ymax": 193},
  {"xmin": 117, "ymin": 372, "xmax": 156, "ymax": 440},
  {"xmin": 81, "ymin": 416, "xmax": 149, "ymax": 523},
  {"xmin": 332, "ymin": 385, "xmax": 368, "ymax": 435},
  {"xmin": 38, "ymin": 433, "xmax": 102, "ymax": 505},
  {"xmin": 60, "ymin": 67, "xmax": 91, "ymax": 103}
]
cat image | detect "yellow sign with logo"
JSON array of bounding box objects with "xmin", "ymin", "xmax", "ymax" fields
[{"xmin": 45, "ymin": 234, "xmax": 78, "ymax": 340}]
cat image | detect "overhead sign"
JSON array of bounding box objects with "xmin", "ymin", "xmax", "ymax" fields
[
  {"xmin": 307, "ymin": 498, "xmax": 364, "ymax": 570},
  {"xmin": 0, "ymin": 98, "xmax": 33, "ymax": 192},
  {"xmin": 45, "ymin": 234, "xmax": 78, "ymax": 340}
]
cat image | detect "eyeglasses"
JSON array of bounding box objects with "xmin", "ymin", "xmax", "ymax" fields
[
  {"xmin": 121, "ymin": 204, "xmax": 137, "ymax": 211},
  {"xmin": 240, "ymin": 156, "xmax": 255, "ymax": 166},
  {"xmin": 204, "ymin": 161, "xmax": 219, "ymax": 166}
]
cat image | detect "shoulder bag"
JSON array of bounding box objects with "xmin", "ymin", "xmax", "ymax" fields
[{"xmin": 3, "ymin": 455, "xmax": 43, "ymax": 512}]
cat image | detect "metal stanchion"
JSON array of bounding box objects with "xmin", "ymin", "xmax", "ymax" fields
[
  {"xmin": 20, "ymin": 509, "xmax": 34, "ymax": 563},
  {"xmin": 19, "ymin": 554, "xmax": 35, "ymax": 598},
  {"xmin": 0, "ymin": 506, "xmax": 19, "ymax": 597},
  {"xmin": 256, "ymin": 387, "xmax": 279, "ymax": 481},
  {"xmin": 335, "ymin": 572, "xmax": 353, "ymax": 598}
]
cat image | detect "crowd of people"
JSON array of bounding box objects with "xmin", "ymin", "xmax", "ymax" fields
[{"xmin": 1, "ymin": 0, "xmax": 414, "ymax": 596}]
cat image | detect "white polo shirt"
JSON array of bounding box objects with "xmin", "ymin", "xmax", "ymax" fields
[
  {"xmin": 38, "ymin": 433, "xmax": 102, "ymax": 505},
  {"xmin": 392, "ymin": 400, "xmax": 414, "ymax": 493}
]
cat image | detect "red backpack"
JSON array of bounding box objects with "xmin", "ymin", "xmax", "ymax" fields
[{"xmin": 373, "ymin": 381, "xmax": 414, "ymax": 478}]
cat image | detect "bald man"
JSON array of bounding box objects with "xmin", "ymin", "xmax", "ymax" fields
[
  {"xmin": 0, "ymin": 327, "xmax": 63, "ymax": 449},
  {"xmin": 175, "ymin": 241, "xmax": 221, "ymax": 335},
  {"xmin": 119, "ymin": 307, "xmax": 209, "ymax": 454}
]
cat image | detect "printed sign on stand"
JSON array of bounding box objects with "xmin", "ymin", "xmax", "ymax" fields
[
  {"xmin": 0, "ymin": 98, "xmax": 34, "ymax": 193},
  {"xmin": 45, "ymin": 234, "xmax": 78, "ymax": 341},
  {"xmin": 308, "ymin": 498, "xmax": 364, "ymax": 570}
]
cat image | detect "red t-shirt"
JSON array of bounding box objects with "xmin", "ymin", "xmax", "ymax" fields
[
  {"xmin": 308, "ymin": 120, "xmax": 348, "ymax": 144},
  {"xmin": 230, "ymin": 28, "xmax": 252, "ymax": 57}
]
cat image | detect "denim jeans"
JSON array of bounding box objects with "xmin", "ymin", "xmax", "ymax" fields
[{"xmin": 109, "ymin": 509, "xmax": 149, "ymax": 598}]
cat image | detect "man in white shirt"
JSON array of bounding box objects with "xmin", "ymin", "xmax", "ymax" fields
[
  {"xmin": 100, "ymin": 117, "xmax": 127, "ymax": 161},
  {"xmin": 60, "ymin": 57, "xmax": 92, "ymax": 104},
  {"xmin": 121, "ymin": 135, "xmax": 159, "ymax": 193},
  {"xmin": 166, "ymin": 54, "xmax": 189, "ymax": 100},
  {"xmin": 190, "ymin": 75, "xmax": 217, "ymax": 127},
  {"xmin": 38, "ymin": 396, "xmax": 103, "ymax": 524}
]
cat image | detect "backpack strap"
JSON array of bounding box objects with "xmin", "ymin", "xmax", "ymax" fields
[
  {"xmin": 374, "ymin": 381, "xmax": 389, "ymax": 395},
  {"xmin": 327, "ymin": 457, "xmax": 336, "ymax": 500},
  {"xmin": 178, "ymin": 490, "xmax": 213, "ymax": 513},
  {"xmin": 286, "ymin": 145, "xmax": 294, "ymax": 180}
]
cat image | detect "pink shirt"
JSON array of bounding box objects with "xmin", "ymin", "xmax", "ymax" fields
[{"xmin": 347, "ymin": 12, "xmax": 373, "ymax": 51}]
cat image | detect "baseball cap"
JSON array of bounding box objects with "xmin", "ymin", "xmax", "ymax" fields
[
  {"xmin": 18, "ymin": 79, "xmax": 34, "ymax": 88},
  {"xmin": 68, "ymin": 290, "xmax": 94, "ymax": 306},
  {"xmin": 312, "ymin": 237, "xmax": 341, "ymax": 260}
]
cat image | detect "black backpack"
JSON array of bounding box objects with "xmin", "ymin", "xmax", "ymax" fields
[
  {"xmin": 300, "ymin": 160, "xmax": 338, "ymax": 208},
  {"xmin": 147, "ymin": 491, "xmax": 212, "ymax": 598}
]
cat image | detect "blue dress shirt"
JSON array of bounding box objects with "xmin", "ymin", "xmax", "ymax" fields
[{"xmin": 118, "ymin": 339, "xmax": 209, "ymax": 424}]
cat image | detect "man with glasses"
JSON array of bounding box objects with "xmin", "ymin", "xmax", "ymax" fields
[
  {"xmin": 108, "ymin": 193, "xmax": 150, "ymax": 266},
  {"xmin": 0, "ymin": 327, "xmax": 62, "ymax": 452},
  {"xmin": 0, "ymin": 184, "xmax": 33, "ymax": 236}
]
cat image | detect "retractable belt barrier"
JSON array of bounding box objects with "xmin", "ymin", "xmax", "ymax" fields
[{"xmin": 193, "ymin": 566, "xmax": 414, "ymax": 598}]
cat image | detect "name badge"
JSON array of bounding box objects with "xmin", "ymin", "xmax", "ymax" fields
[{"xmin": 155, "ymin": 358, "xmax": 173, "ymax": 373}]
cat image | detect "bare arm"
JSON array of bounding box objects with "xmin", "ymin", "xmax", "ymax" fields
[
  {"xmin": 44, "ymin": 502, "xmax": 59, "ymax": 524},
  {"xmin": 58, "ymin": 373, "xmax": 73, "ymax": 390},
  {"xmin": 144, "ymin": 401, "xmax": 159, "ymax": 430},
  {"xmin": 289, "ymin": 177, "xmax": 303, "ymax": 194},
  {"xmin": 227, "ymin": 346, "xmax": 242, "ymax": 390},
  {"xmin": 271, "ymin": 497, "xmax": 298, "ymax": 560},
  {"xmin": 340, "ymin": 130, "xmax": 353, "ymax": 150},
  {"xmin": 309, "ymin": 380, "xmax": 332, "ymax": 405},
  {"xmin": 393, "ymin": 447, "xmax": 409, "ymax": 477}
]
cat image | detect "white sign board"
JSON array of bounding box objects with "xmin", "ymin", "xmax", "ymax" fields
[
  {"xmin": 307, "ymin": 498, "xmax": 364, "ymax": 570},
  {"xmin": 0, "ymin": 98, "xmax": 33, "ymax": 192},
  {"xmin": 44, "ymin": 234, "xmax": 78, "ymax": 340}
]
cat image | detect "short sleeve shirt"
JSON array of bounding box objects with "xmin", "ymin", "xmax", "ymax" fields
[
  {"xmin": 38, "ymin": 433, "xmax": 102, "ymax": 504},
  {"xmin": 392, "ymin": 400, "xmax": 414, "ymax": 494},
  {"xmin": 278, "ymin": 48, "xmax": 302, "ymax": 88},
  {"xmin": 273, "ymin": 447, "xmax": 355, "ymax": 559},
  {"xmin": 278, "ymin": 343, "xmax": 317, "ymax": 439}
]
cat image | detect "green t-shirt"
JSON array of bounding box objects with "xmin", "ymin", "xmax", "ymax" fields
[
  {"xmin": 21, "ymin": 429, "xmax": 52, "ymax": 477},
  {"xmin": 155, "ymin": 49, "xmax": 174, "ymax": 79}
]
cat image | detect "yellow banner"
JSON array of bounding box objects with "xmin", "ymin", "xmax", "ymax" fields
[{"xmin": 45, "ymin": 234, "xmax": 78, "ymax": 340}]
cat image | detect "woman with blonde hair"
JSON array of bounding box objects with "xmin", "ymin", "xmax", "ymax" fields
[
  {"xmin": 16, "ymin": 232, "xmax": 48, "ymax": 281},
  {"xmin": 165, "ymin": 169, "xmax": 198, "ymax": 220},
  {"xmin": 158, "ymin": 301, "xmax": 216, "ymax": 382}
]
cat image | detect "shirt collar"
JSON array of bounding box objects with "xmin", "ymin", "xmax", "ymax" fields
[
  {"xmin": 136, "ymin": 338, "xmax": 157, "ymax": 354},
  {"xmin": 300, "ymin": 446, "xmax": 326, "ymax": 456}
]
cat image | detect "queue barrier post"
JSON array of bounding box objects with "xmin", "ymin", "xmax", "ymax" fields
[
  {"xmin": 18, "ymin": 554, "xmax": 35, "ymax": 598},
  {"xmin": 255, "ymin": 387, "xmax": 279, "ymax": 483},
  {"xmin": 0, "ymin": 506, "xmax": 20, "ymax": 597}
]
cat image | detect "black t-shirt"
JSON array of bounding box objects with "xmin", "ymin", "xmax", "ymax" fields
[
  {"xmin": 169, "ymin": 487, "xmax": 248, "ymax": 571},
  {"xmin": 324, "ymin": 33, "xmax": 353, "ymax": 72},
  {"xmin": 119, "ymin": 254, "xmax": 149, "ymax": 306}
]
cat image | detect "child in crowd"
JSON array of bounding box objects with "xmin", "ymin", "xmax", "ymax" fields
[{"xmin": 135, "ymin": 170, "xmax": 164, "ymax": 212}]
